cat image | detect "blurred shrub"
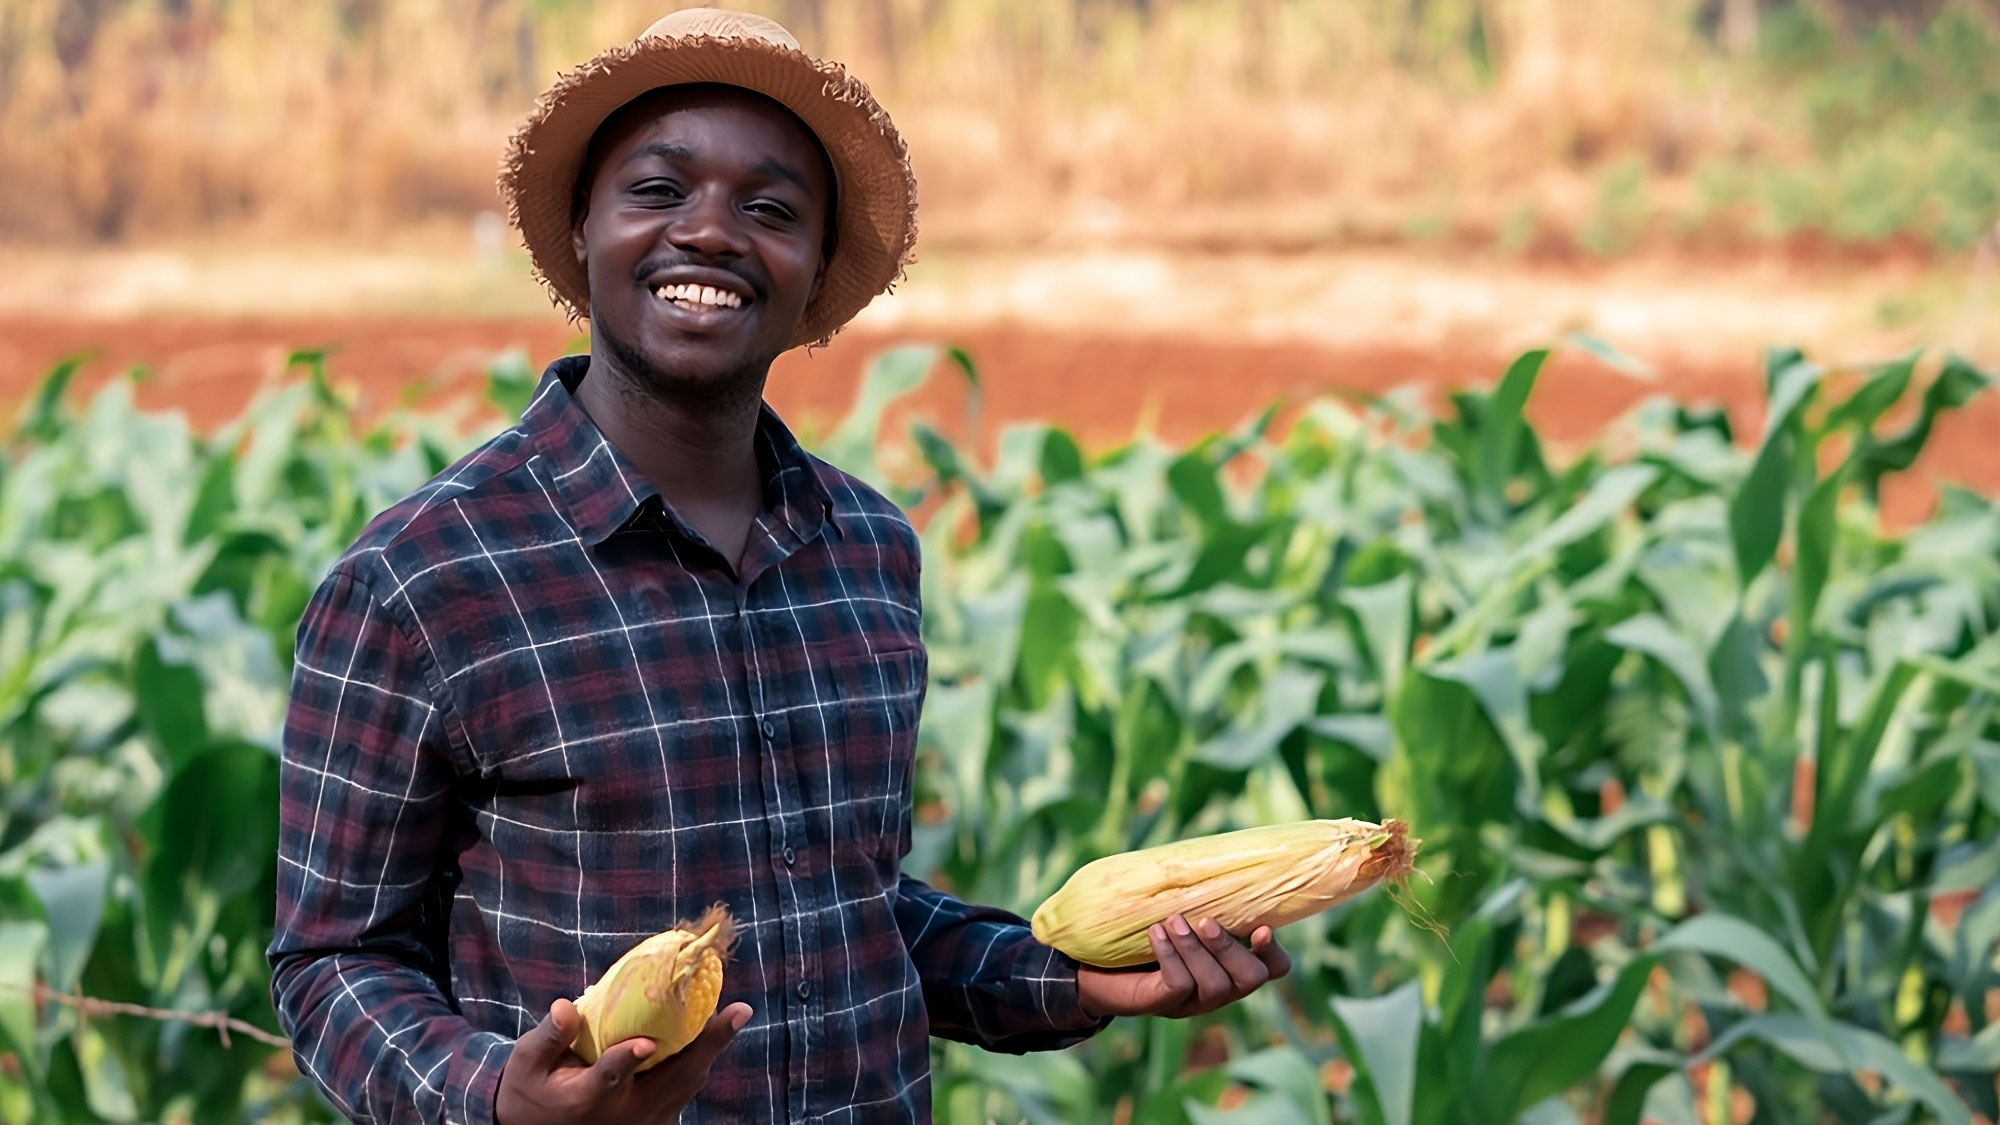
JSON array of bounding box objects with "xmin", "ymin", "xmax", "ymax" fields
[{"xmin": 0, "ymin": 0, "xmax": 1994, "ymax": 253}]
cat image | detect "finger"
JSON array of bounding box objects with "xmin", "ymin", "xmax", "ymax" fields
[
  {"xmin": 1193, "ymin": 917, "xmax": 1271, "ymax": 994},
  {"xmin": 1165, "ymin": 914, "xmax": 1233, "ymax": 1009},
  {"xmin": 1147, "ymin": 922, "xmax": 1195, "ymax": 1004},
  {"xmin": 586, "ymin": 1033, "xmax": 655, "ymax": 1093},
  {"xmin": 510, "ymin": 999, "xmax": 583, "ymax": 1071},
  {"xmin": 1249, "ymin": 926, "xmax": 1293, "ymax": 981}
]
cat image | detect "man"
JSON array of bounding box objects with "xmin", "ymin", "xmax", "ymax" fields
[{"xmin": 268, "ymin": 9, "xmax": 1290, "ymax": 1123}]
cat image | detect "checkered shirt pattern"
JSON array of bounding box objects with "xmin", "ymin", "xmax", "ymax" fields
[{"xmin": 267, "ymin": 356, "xmax": 1108, "ymax": 1125}]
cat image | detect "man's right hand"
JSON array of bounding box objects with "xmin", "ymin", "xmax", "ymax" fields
[{"xmin": 495, "ymin": 997, "xmax": 751, "ymax": 1125}]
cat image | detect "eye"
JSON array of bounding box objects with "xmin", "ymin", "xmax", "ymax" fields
[
  {"xmin": 631, "ymin": 179, "xmax": 684, "ymax": 201},
  {"xmin": 747, "ymin": 199, "xmax": 800, "ymax": 222}
]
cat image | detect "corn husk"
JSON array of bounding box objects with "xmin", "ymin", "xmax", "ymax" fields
[
  {"xmin": 1030, "ymin": 818, "xmax": 1417, "ymax": 968},
  {"xmin": 572, "ymin": 904, "xmax": 736, "ymax": 1071}
]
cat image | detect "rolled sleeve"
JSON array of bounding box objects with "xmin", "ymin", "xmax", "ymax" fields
[{"xmin": 894, "ymin": 874, "xmax": 1113, "ymax": 1054}]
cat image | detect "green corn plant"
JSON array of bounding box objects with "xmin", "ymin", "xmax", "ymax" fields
[
  {"xmin": 856, "ymin": 342, "xmax": 1999, "ymax": 1124},
  {"xmin": 0, "ymin": 354, "xmax": 478, "ymax": 1124},
  {"xmin": 1, "ymin": 338, "xmax": 1995, "ymax": 1124}
]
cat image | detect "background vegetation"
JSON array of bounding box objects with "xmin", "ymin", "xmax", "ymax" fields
[
  {"xmin": 0, "ymin": 0, "xmax": 1995, "ymax": 255},
  {"xmin": 2, "ymin": 0, "xmax": 1996, "ymax": 1121},
  {"xmin": 2, "ymin": 337, "xmax": 1996, "ymax": 1122}
]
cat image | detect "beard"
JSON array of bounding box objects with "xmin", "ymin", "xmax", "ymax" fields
[{"xmin": 591, "ymin": 310, "xmax": 770, "ymax": 419}]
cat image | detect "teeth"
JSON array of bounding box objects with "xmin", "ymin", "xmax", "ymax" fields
[{"xmin": 652, "ymin": 283, "xmax": 743, "ymax": 309}]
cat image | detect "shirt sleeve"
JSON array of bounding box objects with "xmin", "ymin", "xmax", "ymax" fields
[
  {"xmin": 892, "ymin": 872, "xmax": 1113, "ymax": 1053},
  {"xmin": 266, "ymin": 565, "xmax": 514, "ymax": 1125}
]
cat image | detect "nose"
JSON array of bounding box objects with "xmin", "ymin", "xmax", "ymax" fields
[{"xmin": 665, "ymin": 190, "xmax": 749, "ymax": 260}]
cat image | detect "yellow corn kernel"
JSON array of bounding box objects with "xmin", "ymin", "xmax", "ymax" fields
[
  {"xmin": 572, "ymin": 903, "xmax": 736, "ymax": 1071},
  {"xmin": 1031, "ymin": 818, "xmax": 1416, "ymax": 968}
]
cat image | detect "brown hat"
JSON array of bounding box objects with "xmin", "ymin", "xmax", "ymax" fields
[{"xmin": 498, "ymin": 7, "xmax": 918, "ymax": 349}]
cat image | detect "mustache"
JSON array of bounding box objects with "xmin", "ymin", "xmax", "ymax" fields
[{"xmin": 632, "ymin": 255, "xmax": 763, "ymax": 300}]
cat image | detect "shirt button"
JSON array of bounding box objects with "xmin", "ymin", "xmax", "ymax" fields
[
  {"xmin": 782, "ymin": 846, "xmax": 797, "ymax": 866},
  {"xmin": 796, "ymin": 980, "xmax": 812, "ymax": 999},
  {"xmin": 760, "ymin": 719, "xmax": 777, "ymax": 740}
]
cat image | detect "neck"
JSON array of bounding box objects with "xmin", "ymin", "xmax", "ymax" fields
[{"xmin": 571, "ymin": 348, "xmax": 767, "ymax": 521}]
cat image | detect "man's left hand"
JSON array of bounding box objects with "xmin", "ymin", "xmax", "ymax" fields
[{"xmin": 1073, "ymin": 914, "xmax": 1291, "ymax": 1020}]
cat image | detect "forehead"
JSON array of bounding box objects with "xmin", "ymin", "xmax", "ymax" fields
[{"xmin": 588, "ymin": 85, "xmax": 830, "ymax": 182}]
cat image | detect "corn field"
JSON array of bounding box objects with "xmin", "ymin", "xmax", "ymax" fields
[{"xmin": 1, "ymin": 338, "xmax": 1998, "ymax": 1122}]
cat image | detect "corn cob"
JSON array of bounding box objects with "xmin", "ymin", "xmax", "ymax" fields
[
  {"xmin": 572, "ymin": 904, "xmax": 736, "ymax": 1071},
  {"xmin": 1030, "ymin": 819, "xmax": 1416, "ymax": 968}
]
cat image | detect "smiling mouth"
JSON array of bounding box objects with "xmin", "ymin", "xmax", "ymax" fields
[{"xmin": 653, "ymin": 283, "xmax": 746, "ymax": 310}]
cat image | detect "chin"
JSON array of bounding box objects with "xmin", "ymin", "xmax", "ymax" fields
[{"xmin": 625, "ymin": 330, "xmax": 766, "ymax": 397}]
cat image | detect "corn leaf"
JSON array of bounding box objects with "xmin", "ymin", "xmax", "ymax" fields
[
  {"xmin": 139, "ymin": 742, "xmax": 280, "ymax": 997},
  {"xmin": 821, "ymin": 344, "xmax": 943, "ymax": 489},
  {"xmin": 1824, "ymin": 354, "xmax": 1916, "ymax": 434},
  {"xmin": 1216, "ymin": 1047, "xmax": 1335, "ymax": 1125},
  {"xmin": 132, "ymin": 637, "xmax": 208, "ymax": 769},
  {"xmin": 1186, "ymin": 1093, "xmax": 1318, "ymax": 1125},
  {"xmin": 1793, "ymin": 466, "xmax": 1843, "ymax": 626},
  {"xmin": 1701, "ymin": 1014, "xmax": 1970, "ymax": 1125},
  {"xmin": 1484, "ymin": 955, "xmax": 1659, "ymax": 1116},
  {"xmin": 1654, "ymin": 913, "xmax": 1845, "ymax": 1076},
  {"xmin": 26, "ymin": 858, "xmax": 108, "ymax": 997},
  {"xmin": 1729, "ymin": 357, "xmax": 1822, "ymax": 583},
  {"xmin": 74, "ymin": 1019, "xmax": 139, "ymax": 1120},
  {"xmin": 1472, "ymin": 348, "xmax": 1549, "ymax": 523},
  {"xmin": 10, "ymin": 356, "xmax": 84, "ymax": 445},
  {"xmin": 1341, "ymin": 576, "xmax": 1412, "ymax": 697},
  {"xmin": 1810, "ymin": 660, "xmax": 1922, "ymax": 859},
  {"xmin": 1562, "ymin": 332, "xmax": 1656, "ymax": 380},
  {"xmin": 1606, "ymin": 615, "xmax": 1721, "ymax": 745},
  {"xmin": 1427, "ymin": 649, "xmax": 1542, "ymax": 812},
  {"xmin": 1936, "ymin": 1021, "xmax": 2000, "ymax": 1072},
  {"xmin": 1511, "ymin": 464, "xmax": 1657, "ymax": 569},
  {"xmin": 1328, "ymin": 980, "xmax": 1422, "ymax": 1125},
  {"xmin": 1853, "ymin": 355, "xmax": 1992, "ymax": 496},
  {"xmin": 1599, "ymin": 1050, "xmax": 1683, "ymax": 1125}
]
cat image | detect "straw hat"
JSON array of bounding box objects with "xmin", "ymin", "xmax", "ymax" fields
[{"xmin": 498, "ymin": 7, "xmax": 918, "ymax": 349}]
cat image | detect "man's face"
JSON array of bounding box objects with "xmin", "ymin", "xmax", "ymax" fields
[{"xmin": 572, "ymin": 86, "xmax": 833, "ymax": 394}]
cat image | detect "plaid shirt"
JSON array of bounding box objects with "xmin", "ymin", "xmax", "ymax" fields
[{"xmin": 268, "ymin": 356, "xmax": 1108, "ymax": 1125}]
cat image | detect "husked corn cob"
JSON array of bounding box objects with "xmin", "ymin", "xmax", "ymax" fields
[
  {"xmin": 1030, "ymin": 819, "xmax": 1416, "ymax": 968},
  {"xmin": 572, "ymin": 904, "xmax": 736, "ymax": 1071}
]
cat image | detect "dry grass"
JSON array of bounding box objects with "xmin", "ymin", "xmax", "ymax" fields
[{"xmin": 0, "ymin": 0, "xmax": 1991, "ymax": 254}]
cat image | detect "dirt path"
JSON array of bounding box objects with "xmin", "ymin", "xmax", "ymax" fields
[{"xmin": 4, "ymin": 312, "xmax": 1991, "ymax": 529}]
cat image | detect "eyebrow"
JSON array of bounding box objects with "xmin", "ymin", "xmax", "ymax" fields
[
  {"xmin": 750, "ymin": 156, "xmax": 813, "ymax": 195},
  {"xmin": 625, "ymin": 141, "xmax": 694, "ymax": 166},
  {"xmin": 624, "ymin": 141, "xmax": 813, "ymax": 196}
]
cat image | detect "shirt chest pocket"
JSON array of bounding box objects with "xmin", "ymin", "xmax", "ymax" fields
[{"xmin": 823, "ymin": 644, "xmax": 925, "ymax": 864}]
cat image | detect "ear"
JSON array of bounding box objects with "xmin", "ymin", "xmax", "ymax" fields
[{"xmin": 571, "ymin": 219, "xmax": 588, "ymax": 270}]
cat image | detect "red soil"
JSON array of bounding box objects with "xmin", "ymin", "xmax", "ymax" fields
[{"xmin": 2, "ymin": 314, "xmax": 1992, "ymax": 528}]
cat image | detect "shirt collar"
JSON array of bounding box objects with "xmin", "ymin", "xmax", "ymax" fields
[{"xmin": 525, "ymin": 355, "xmax": 840, "ymax": 549}]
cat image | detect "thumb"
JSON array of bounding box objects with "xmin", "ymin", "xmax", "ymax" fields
[
  {"xmin": 511, "ymin": 998, "xmax": 584, "ymax": 1071},
  {"xmin": 1250, "ymin": 926, "xmax": 1293, "ymax": 980}
]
